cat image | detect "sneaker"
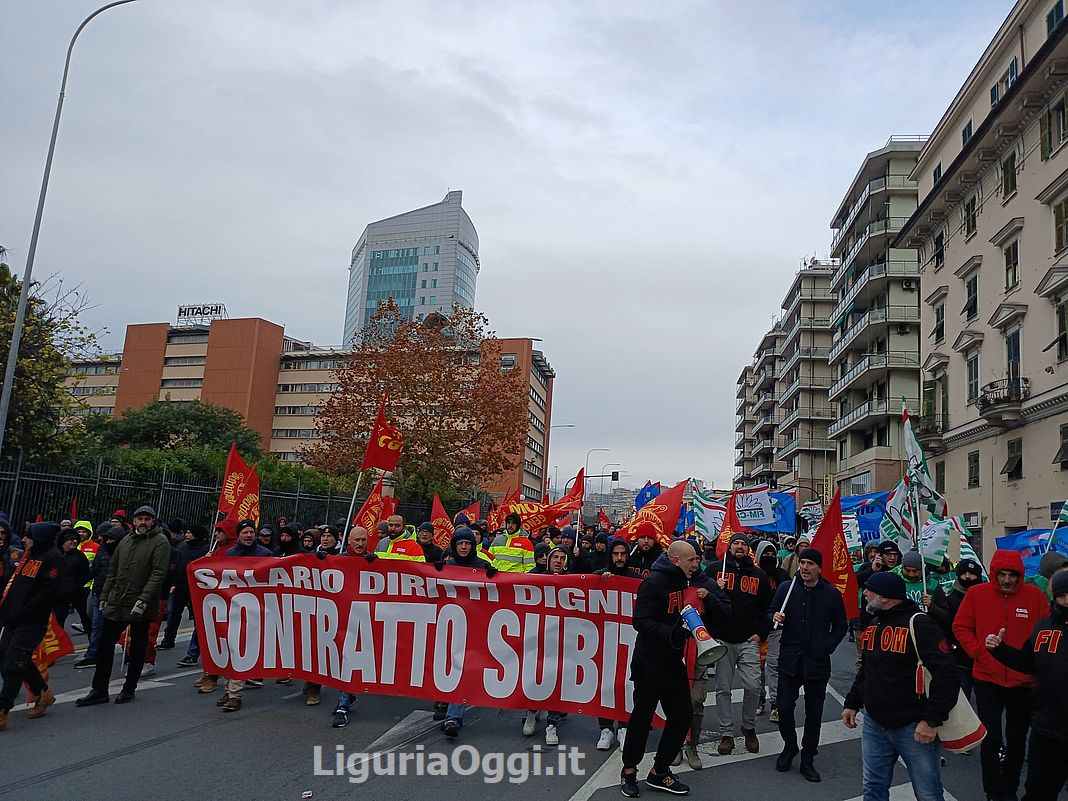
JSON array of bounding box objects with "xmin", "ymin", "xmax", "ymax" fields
[
  {"xmin": 71, "ymin": 623, "xmax": 85, "ymax": 634},
  {"xmin": 197, "ymin": 677, "xmax": 218, "ymax": 693},
  {"xmin": 620, "ymin": 769, "xmax": 640, "ymax": 798},
  {"xmin": 27, "ymin": 688, "xmax": 56, "ymax": 719},
  {"xmin": 522, "ymin": 711, "xmax": 537, "ymax": 736},
  {"xmin": 156, "ymin": 641, "xmax": 175, "ymax": 650},
  {"xmin": 176, "ymin": 656, "xmax": 198, "ymax": 668},
  {"xmin": 306, "ymin": 692, "xmax": 321, "ymax": 706},
  {"xmin": 597, "ymin": 728, "xmax": 615, "ymax": 751},
  {"xmin": 645, "ymin": 770, "xmax": 689, "ymax": 794},
  {"xmin": 617, "ymin": 727, "xmax": 627, "ymax": 750},
  {"xmin": 331, "ymin": 710, "xmax": 349, "ymax": 728},
  {"xmin": 756, "ymin": 702, "xmax": 765, "ymax": 716},
  {"xmin": 246, "ymin": 679, "xmax": 263, "ymax": 688},
  {"xmin": 140, "ymin": 663, "xmax": 156, "ymax": 677},
  {"xmin": 545, "ymin": 724, "xmax": 559, "ymax": 746},
  {"xmin": 276, "ymin": 678, "xmax": 293, "ymax": 685},
  {"xmin": 73, "ymin": 657, "xmax": 96, "ymax": 669},
  {"xmin": 769, "ymin": 706, "xmax": 779, "ymax": 724},
  {"xmin": 443, "ymin": 720, "xmax": 460, "ymax": 738},
  {"xmin": 432, "ymin": 701, "xmax": 448, "ymax": 721},
  {"xmin": 684, "ymin": 743, "xmax": 702, "ymax": 770}
]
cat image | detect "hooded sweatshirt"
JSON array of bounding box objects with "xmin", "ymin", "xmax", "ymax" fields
[
  {"xmin": 601, "ymin": 538, "xmax": 633, "ymax": 577},
  {"xmin": 446, "ymin": 528, "xmax": 491, "ymax": 570},
  {"xmin": 0, "ymin": 522, "xmax": 64, "ymax": 628},
  {"xmin": 631, "ymin": 552, "xmax": 692, "ymax": 670},
  {"xmin": 952, "ymin": 549, "xmax": 1049, "ymax": 687},
  {"xmin": 590, "ymin": 532, "xmax": 611, "ymax": 573},
  {"xmin": 0, "ymin": 512, "xmax": 23, "ymax": 591},
  {"xmin": 755, "ymin": 540, "xmax": 790, "ymax": 592},
  {"xmin": 627, "ymin": 541, "xmax": 663, "ymax": 578},
  {"xmin": 706, "ymin": 551, "xmax": 773, "ymax": 643}
]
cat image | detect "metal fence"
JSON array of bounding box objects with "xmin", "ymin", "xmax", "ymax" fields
[{"xmin": 0, "ymin": 455, "xmax": 442, "ymax": 530}]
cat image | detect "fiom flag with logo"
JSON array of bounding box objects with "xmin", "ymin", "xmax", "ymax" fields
[{"xmin": 361, "ymin": 395, "xmax": 403, "ymax": 473}]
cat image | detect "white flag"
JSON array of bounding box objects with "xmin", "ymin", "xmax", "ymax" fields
[
  {"xmin": 733, "ymin": 484, "xmax": 775, "ymax": 526},
  {"xmin": 843, "ymin": 512, "xmax": 863, "ymax": 553},
  {"xmin": 693, "ymin": 489, "xmax": 726, "ymax": 542},
  {"xmin": 919, "ymin": 517, "xmax": 953, "ymax": 567}
]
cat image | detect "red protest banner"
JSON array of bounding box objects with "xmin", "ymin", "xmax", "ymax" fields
[{"xmin": 189, "ymin": 556, "xmax": 665, "ymax": 721}]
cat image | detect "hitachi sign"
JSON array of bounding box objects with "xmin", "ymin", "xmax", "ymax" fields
[{"xmin": 177, "ymin": 303, "xmax": 227, "ymax": 322}]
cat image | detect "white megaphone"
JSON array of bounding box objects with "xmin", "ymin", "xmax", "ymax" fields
[{"xmin": 680, "ymin": 604, "xmax": 727, "ymax": 667}]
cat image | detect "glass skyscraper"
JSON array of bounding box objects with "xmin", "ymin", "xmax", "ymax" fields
[{"xmin": 343, "ymin": 190, "xmax": 480, "ymax": 344}]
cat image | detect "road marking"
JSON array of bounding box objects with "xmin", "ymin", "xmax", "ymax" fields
[
  {"xmin": 845, "ymin": 784, "xmax": 959, "ymax": 801},
  {"xmin": 366, "ymin": 709, "xmax": 438, "ymax": 752}
]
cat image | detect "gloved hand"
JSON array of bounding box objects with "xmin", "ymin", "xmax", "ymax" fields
[
  {"xmin": 131, "ymin": 599, "xmax": 148, "ymax": 617},
  {"xmin": 485, "ymin": 565, "xmax": 498, "ymax": 578},
  {"xmin": 364, "ymin": 552, "xmax": 377, "ymax": 563},
  {"xmin": 316, "ymin": 550, "xmax": 328, "ymax": 561},
  {"xmin": 433, "ymin": 560, "xmax": 446, "ymax": 571}
]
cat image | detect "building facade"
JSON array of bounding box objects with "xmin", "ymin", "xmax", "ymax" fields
[
  {"xmin": 827, "ymin": 138, "xmax": 924, "ymax": 495},
  {"xmin": 734, "ymin": 364, "xmax": 757, "ymax": 486},
  {"xmin": 898, "ymin": 0, "xmax": 1068, "ymax": 557},
  {"xmin": 66, "ymin": 314, "xmax": 552, "ymax": 501},
  {"xmin": 342, "ymin": 190, "xmax": 480, "ymax": 344}
]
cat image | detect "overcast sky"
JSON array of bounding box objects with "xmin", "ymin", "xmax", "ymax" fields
[{"xmin": 2, "ymin": 0, "xmax": 1012, "ymax": 492}]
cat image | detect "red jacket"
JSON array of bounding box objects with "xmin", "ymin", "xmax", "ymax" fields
[{"xmin": 953, "ymin": 549, "xmax": 1048, "ymax": 687}]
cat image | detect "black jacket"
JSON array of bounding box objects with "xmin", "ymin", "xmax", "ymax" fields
[
  {"xmin": 769, "ymin": 575, "xmax": 848, "ymax": 681},
  {"xmin": 990, "ymin": 604, "xmax": 1068, "ymax": 742},
  {"xmin": 58, "ymin": 547, "xmax": 92, "ymax": 601},
  {"xmin": 569, "ymin": 547, "xmax": 592, "ymax": 574},
  {"xmin": 627, "ymin": 543, "xmax": 662, "ymax": 578},
  {"xmin": 631, "ymin": 553, "xmax": 691, "ymax": 669},
  {"xmin": 705, "ymin": 555, "xmax": 772, "ymax": 643},
  {"xmin": 845, "ymin": 600, "xmax": 959, "ymax": 729},
  {"xmin": 173, "ymin": 539, "xmax": 210, "ymax": 589},
  {"xmin": 90, "ymin": 529, "xmax": 127, "ymax": 595},
  {"xmin": 928, "ymin": 579, "xmax": 980, "ymax": 669},
  {"xmin": 0, "ymin": 523, "xmax": 64, "ymax": 628}
]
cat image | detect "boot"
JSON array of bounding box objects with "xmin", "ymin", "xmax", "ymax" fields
[
  {"xmin": 215, "ymin": 693, "xmax": 231, "ymax": 707},
  {"xmin": 717, "ymin": 735, "xmax": 734, "ymax": 755},
  {"xmin": 27, "ymin": 689, "xmax": 56, "ymax": 720},
  {"xmin": 671, "ymin": 750, "xmax": 683, "ymax": 766},
  {"xmin": 197, "ymin": 676, "xmax": 218, "ymax": 694},
  {"xmin": 306, "ymin": 691, "xmax": 321, "ymax": 706},
  {"xmin": 742, "ymin": 727, "xmax": 759, "ymax": 753},
  {"xmin": 222, "ymin": 697, "xmax": 241, "ymax": 712},
  {"xmin": 684, "ymin": 742, "xmax": 703, "ymax": 770},
  {"xmin": 799, "ymin": 757, "xmax": 820, "ymax": 783}
]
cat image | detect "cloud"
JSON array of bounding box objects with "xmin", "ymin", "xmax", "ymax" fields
[{"xmin": 1, "ymin": 0, "xmax": 1010, "ymax": 491}]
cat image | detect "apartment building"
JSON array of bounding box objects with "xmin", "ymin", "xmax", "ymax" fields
[
  {"xmin": 734, "ymin": 364, "xmax": 757, "ymax": 487},
  {"xmin": 776, "ymin": 260, "xmax": 839, "ymax": 500},
  {"xmin": 898, "ymin": 0, "xmax": 1068, "ymax": 555},
  {"xmin": 748, "ymin": 325, "xmax": 786, "ymax": 487},
  {"xmin": 827, "ymin": 139, "xmax": 925, "ymax": 495},
  {"xmin": 65, "ymin": 311, "xmax": 553, "ymax": 501}
]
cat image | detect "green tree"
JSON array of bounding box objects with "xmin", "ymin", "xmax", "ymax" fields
[
  {"xmin": 86, "ymin": 399, "xmax": 263, "ymax": 457},
  {"xmin": 0, "ymin": 248, "xmax": 101, "ymax": 458}
]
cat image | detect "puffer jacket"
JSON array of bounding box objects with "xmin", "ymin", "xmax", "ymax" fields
[
  {"xmin": 952, "ymin": 549, "xmax": 1049, "ymax": 687},
  {"xmin": 0, "ymin": 523, "xmax": 64, "ymax": 628},
  {"xmin": 100, "ymin": 525, "xmax": 170, "ymax": 622}
]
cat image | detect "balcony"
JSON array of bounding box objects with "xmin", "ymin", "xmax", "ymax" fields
[
  {"xmin": 780, "ymin": 373, "xmax": 833, "ymax": 403},
  {"xmin": 753, "ymin": 459, "xmax": 789, "ymax": 477},
  {"xmin": 755, "ymin": 391, "xmax": 779, "ymax": 411},
  {"xmin": 754, "ymin": 345, "xmax": 782, "ymax": 370},
  {"xmin": 836, "ymin": 217, "xmax": 911, "ymax": 280},
  {"xmin": 752, "ymin": 436, "xmax": 783, "ymax": 457},
  {"xmin": 778, "ymin": 434, "xmax": 836, "ymax": 460},
  {"xmin": 755, "ymin": 367, "xmax": 778, "ymax": 391},
  {"xmin": 753, "ymin": 412, "xmax": 780, "ymax": 434},
  {"xmin": 783, "ymin": 315, "xmax": 833, "ymax": 347},
  {"xmin": 827, "ymin": 396, "xmax": 918, "ymax": 437},
  {"xmin": 781, "ymin": 345, "xmax": 831, "ymax": 375},
  {"xmin": 977, "ymin": 377, "xmax": 1030, "ymax": 427},
  {"xmin": 913, "ymin": 413, "xmax": 949, "ymax": 454},
  {"xmin": 828, "ymin": 305, "xmax": 920, "ymax": 363},
  {"xmin": 736, "ymin": 395, "xmax": 747, "ymax": 414},
  {"xmin": 828, "ymin": 351, "xmax": 919, "ymax": 399},
  {"xmin": 831, "ymin": 260, "xmax": 920, "ymax": 320},
  {"xmin": 781, "ymin": 404, "xmax": 835, "ymax": 429},
  {"xmin": 783, "ymin": 287, "xmax": 836, "ymax": 318},
  {"xmin": 831, "ymin": 177, "xmax": 919, "ymax": 258}
]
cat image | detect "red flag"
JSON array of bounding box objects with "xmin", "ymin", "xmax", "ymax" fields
[
  {"xmin": 354, "ymin": 476, "xmax": 387, "ymax": 549},
  {"xmin": 460, "ymin": 499, "xmax": 482, "ymax": 522},
  {"xmin": 361, "ymin": 395, "xmax": 402, "ymax": 473},
  {"xmin": 70, "ymin": 496, "xmax": 77, "ymax": 520},
  {"xmin": 234, "ymin": 468, "xmax": 261, "ymax": 526},
  {"xmin": 501, "ymin": 469, "xmax": 585, "ymax": 531},
  {"xmin": 218, "ymin": 443, "xmax": 255, "ymax": 518},
  {"xmin": 617, "ymin": 478, "xmax": 688, "ymax": 549},
  {"xmin": 487, "ymin": 503, "xmax": 501, "ymax": 531},
  {"xmin": 27, "ymin": 614, "xmax": 74, "ymax": 700},
  {"xmin": 809, "ymin": 489, "xmax": 860, "ymax": 619},
  {"xmin": 597, "ymin": 508, "xmax": 611, "ymax": 532},
  {"xmin": 715, "ymin": 492, "xmax": 746, "ymax": 560},
  {"xmin": 431, "ymin": 493, "xmax": 454, "ymax": 549},
  {"xmin": 381, "ymin": 494, "xmax": 398, "ymax": 521}
]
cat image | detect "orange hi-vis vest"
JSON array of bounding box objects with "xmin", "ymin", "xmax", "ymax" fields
[{"xmin": 379, "ymin": 537, "xmax": 426, "ymax": 563}]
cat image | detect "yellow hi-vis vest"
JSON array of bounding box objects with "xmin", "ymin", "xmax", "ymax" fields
[
  {"xmin": 378, "ymin": 537, "xmax": 426, "ymax": 563},
  {"xmin": 488, "ymin": 533, "xmax": 535, "ymax": 573}
]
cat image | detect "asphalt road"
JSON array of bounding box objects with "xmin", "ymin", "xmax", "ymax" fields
[{"xmin": 0, "ymin": 627, "xmax": 1029, "ymax": 801}]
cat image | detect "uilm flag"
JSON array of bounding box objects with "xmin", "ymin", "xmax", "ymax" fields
[
  {"xmin": 617, "ymin": 478, "xmax": 688, "ymax": 549},
  {"xmin": 354, "ymin": 476, "xmax": 387, "ymax": 550},
  {"xmin": 715, "ymin": 492, "xmax": 746, "ymax": 560},
  {"xmin": 431, "ymin": 493, "xmax": 455, "ymax": 549},
  {"xmin": 809, "ymin": 489, "xmax": 859, "ymax": 618},
  {"xmin": 361, "ymin": 395, "xmax": 403, "ymax": 473}
]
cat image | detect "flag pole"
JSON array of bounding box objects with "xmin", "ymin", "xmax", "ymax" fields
[
  {"xmin": 345, "ymin": 471, "xmax": 366, "ymax": 529},
  {"xmin": 1042, "ymin": 514, "xmax": 1063, "ymax": 555},
  {"xmin": 773, "ymin": 574, "xmax": 798, "ymax": 630},
  {"xmin": 908, "ymin": 471, "xmax": 927, "ymax": 610}
]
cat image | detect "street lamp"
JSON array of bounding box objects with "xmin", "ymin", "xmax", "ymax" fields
[
  {"xmin": 599, "ymin": 462, "xmax": 620, "ymax": 497},
  {"xmin": 0, "ymin": 0, "xmax": 140, "ymax": 459}
]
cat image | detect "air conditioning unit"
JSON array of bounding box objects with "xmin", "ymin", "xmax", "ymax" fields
[
  {"xmin": 963, "ymin": 511, "xmax": 981, "ymax": 530},
  {"xmin": 902, "ymin": 280, "xmax": 916, "ymax": 291}
]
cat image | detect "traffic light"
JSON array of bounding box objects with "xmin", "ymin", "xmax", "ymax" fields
[{"xmin": 611, "ymin": 471, "xmax": 619, "ymax": 482}]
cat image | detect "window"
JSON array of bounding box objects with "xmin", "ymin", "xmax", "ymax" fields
[
  {"xmin": 501, "ymin": 354, "xmax": 517, "ymax": 370},
  {"xmin": 992, "ymin": 58, "xmax": 1019, "ymax": 107},
  {"xmin": 1006, "ymin": 328, "xmax": 1021, "ymax": 381},
  {"xmin": 966, "ymin": 352, "xmax": 980, "ymax": 402},
  {"xmin": 991, "ymin": 82, "xmax": 1000, "ymax": 108},
  {"xmin": 432, "ymin": 262, "xmax": 439, "ymax": 271},
  {"xmin": 1054, "ymin": 424, "xmax": 1068, "ymax": 468},
  {"xmin": 431, "ymin": 278, "xmax": 437, "ymax": 288},
  {"xmin": 1004, "ymin": 240, "xmax": 1020, "ymax": 290},
  {"xmin": 71, "ymin": 363, "xmax": 120, "ymax": 375},
  {"xmin": 1048, "ymin": 0, "xmax": 1064, "ymax": 35},
  {"xmin": 1002, "ymin": 152, "xmax": 1017, "ymax": 197},
  {"xmin": 434, "ymin": 245, "xmax": 440, "ymax": 255},
  {"xmin": 423, "ymin": 263, "xmax": 428, "ymax": 272},
  {"xmin": 1056, "ymin": 197, "xmax": 1068, "ymax": 252},
  {"xmin": 429, "ymin": 295, "xmax": 436, "ymax": 306},
  {"xmin": 962, "ymin": 120, "xmax": 973, "ymax": 146},
  {"xmin": 933, "ymin": 231, "xmax": 945, "ymax": 270},
  {"xmin": 423, "ymin": 247, "xmax": 430, "ymax": 255},
  {"xmin": 419, "ymin": 296, "xmax": 425, "ymax": 305},
  {"xmin": 968, "ymin": 451, "xmax": 981, "ymax": 488},
  {"xmin": 1042, "ymin": 94, "xmax": 1068, "ymax": 159},
  {"xmin": 934, "ymin": 461, "xmax": 946, "ymax": 494},
  {"xmin": 963, "ymin": 197, "xmax": 977, "ymax": 237},
  {"xmin": 1058, "ymin": 300, "xmax": 1068, "ymax": 359},
  {"xmin": 163, "ymin": 356, "xmax": 206, "ymax": 366},
  {"xmin": 167, "ymin": 333, "xmax": 209, "ymax": 344},
  {"xmin": 160, "ymin": 378, "xmax": 203, "ymax": 388},
  {"xmin": 420, "ymin": 280, "xmax": 426, "ymax": 288},
  {"xmin": 963, "ymin": 274, "xmax": 979, "ymax": 319},
  {"xmin": 1001, "ymin": 438, "xmax": 1023, "ymax": 481},
  {"xmin": 933, "ymin": 162, "xmax": 942, "ymax": 184},
  {"xmin": 933, "ymin": 303, "xmax": 945, "ymax": 342}
]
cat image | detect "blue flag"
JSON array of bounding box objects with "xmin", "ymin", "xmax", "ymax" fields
[
  {"xmin": 995, "ymin": 528, "xmax": 1068, "ymax": 576},
  {"xmin": 750, "ymin": 493, "xmax": 796, "ymax": 533},
  {"xmin": 635, "ymin": 482, "xmax": 661, "ymax": 511},
  {"xmin": 842, "ymin": 491, "xmax": 890, "ymax": 543}
]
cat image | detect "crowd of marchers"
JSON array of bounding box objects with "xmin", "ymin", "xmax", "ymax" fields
[{"xmin": 1, "ymin": 507, "xmax": 1066, "ymax": 801}]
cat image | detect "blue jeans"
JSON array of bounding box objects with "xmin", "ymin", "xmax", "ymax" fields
[
  {"xmin": 445, "ymin": 702, "xmax": 465, "ymax": 727},
  {"xmin": 185, "ymin": 626, "xmax": 200, "ymax": 660},
  {"xmin": 336, "ymin": 692, "xmax": 356, "ymax": 713},
  {"xmin": 862, "ymin": 715, "xmax": 943, "ymax": 801},
  {"xmin": 85, "ymin": 593, "xmax": 104, "ymax": 659}
]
